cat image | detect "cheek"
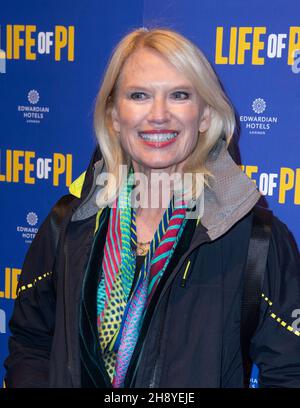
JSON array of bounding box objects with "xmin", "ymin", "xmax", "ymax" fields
[
  {"xmin": 118, "ymin": 103, "xmax": 145, "ymax": 128},
  {"xmin": 118, "ymin": 108, "xmax": 140, "ymax": 149},
  {"xmin": 181, "ymin": 109, "xmax": 202, "ymax": 135}
]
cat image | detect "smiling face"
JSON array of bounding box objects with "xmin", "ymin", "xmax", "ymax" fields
[{"xmin": 111, "ymin": 47, "xmax": 211, "ymax": 174}]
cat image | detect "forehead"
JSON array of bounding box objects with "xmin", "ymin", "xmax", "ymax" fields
[{"xmin": 117, "ymin": 47, "xmax": 194, "ymax": 88}]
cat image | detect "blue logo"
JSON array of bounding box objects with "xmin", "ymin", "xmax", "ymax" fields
[{"xmin": 249, "ymin": 364, "xmax": 259, "ymax": 388}]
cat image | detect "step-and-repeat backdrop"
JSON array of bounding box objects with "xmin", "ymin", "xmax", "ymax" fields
[{"xmin": 1, "ymin": 0, "xmax": 299, "ymax": 387}]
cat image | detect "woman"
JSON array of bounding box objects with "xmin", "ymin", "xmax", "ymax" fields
[{"xmin": 5, "ymin": 28, "xmax": 300, "ymax": 388}]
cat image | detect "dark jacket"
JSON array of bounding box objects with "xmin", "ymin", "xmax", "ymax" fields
[{"xmin": 4, "ymin": 140, "xmax": 300, "ymax": 388}]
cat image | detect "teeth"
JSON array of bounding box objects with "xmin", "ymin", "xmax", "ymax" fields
[{"xmin": 139, "ymin": 132, "xmax": 178, "ymax": 141}]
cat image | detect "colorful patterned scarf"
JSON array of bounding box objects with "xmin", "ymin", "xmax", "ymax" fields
[{"xmin": 97, "ymin": 172, "xmax": 187, "ymax": 387}]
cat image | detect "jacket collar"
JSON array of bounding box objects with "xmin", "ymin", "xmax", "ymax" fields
[
  {"xmin": 69, "ymin": 139, "xmax": 260, "ymax": 240},
  {"xmin": 201, "ymin": 138, "xmax": 260, "ymax": 240}
]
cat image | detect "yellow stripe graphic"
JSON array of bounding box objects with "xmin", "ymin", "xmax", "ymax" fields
[{"xmin": 262, "ymin": 293, "xmax": 300, "ymax": 337}]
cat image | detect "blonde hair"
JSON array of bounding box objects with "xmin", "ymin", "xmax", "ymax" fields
[{"xmin": 93, "ymin": 27, "xmax": 236, "ymax": 207}]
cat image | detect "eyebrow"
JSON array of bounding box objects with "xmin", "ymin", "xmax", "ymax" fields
[{"xmin": 123, "ymin": 84, "xmax": 196, "ymax": 92}]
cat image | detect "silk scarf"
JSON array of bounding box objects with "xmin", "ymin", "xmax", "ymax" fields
[{"xmin": 97, "ymin": 172, "xmax": 187, "ymax": 386}]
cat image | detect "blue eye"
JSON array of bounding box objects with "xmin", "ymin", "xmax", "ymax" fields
[
  {"xmin": 172, "ymin": 91, "xmax": 190, "ymax": 100},
  {"xmin": 129, "ymin": 92, "xmax": 148, "ymax": 100}
]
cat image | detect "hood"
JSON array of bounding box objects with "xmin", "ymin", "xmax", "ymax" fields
[
  {"xmin": 201, "ymin": 137, "xmax": 260, "ymax": 240},
  {"xmin": 69, "ymin": 139, "xmax": 261, "ymax": 240}
]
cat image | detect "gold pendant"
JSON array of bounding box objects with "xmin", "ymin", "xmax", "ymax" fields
[
  {"xmin": 136, "ymin": 246, "xmax": 147, "ymax": 256},
  {"xmin": 136, "ymin": 242, "xmax": 150, "ymax": 256}
]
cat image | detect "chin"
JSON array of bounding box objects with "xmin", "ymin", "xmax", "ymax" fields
[
  {"xmin": 137, "ymin": 154, "xmax": 176, "ymax": 168},
  {"xmin": 143, "ymin": 161, "xmax": 179, "ymax": 171}
]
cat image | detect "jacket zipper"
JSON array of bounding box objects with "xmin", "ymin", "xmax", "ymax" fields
[
  {"xmin": 180, "ymin": 259, "xmax": 191, "ymax": 288},
  {"xmin": 127, "ymin": 238, "xmax": 207, "ymax": 387},
  {"xmin": 146, "ymin": 248, "xmax": 199, "ymax": 387}
]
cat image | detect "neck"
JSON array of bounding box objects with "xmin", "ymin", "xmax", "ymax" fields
[{"xmin": 131, "ymin": 161, "xmax": 185, "ymax": 216}]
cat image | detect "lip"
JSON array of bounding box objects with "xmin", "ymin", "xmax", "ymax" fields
[
  {"xmin": 139, "ymin": 129, "xmax": 178, "ymax": 134},
  {"xmin": 140, "ymin": 138, "xmax": 177, "ymax": 148},
  {"xmin": 138, "ymin": 129, "xmax": 179, "ymax": 148}
]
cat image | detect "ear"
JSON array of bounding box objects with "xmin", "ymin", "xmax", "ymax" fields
[
  {"xmin": 111, "ymin": 105, "xmax": 121, "ymax": 133},
  {"xmin": 199, "ymin": 105, "xmax": 211, "ymax": 133}
]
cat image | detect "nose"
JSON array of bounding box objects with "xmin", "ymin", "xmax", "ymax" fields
[{"xmin": 147, "ymin": 96, "xmax": 171, "ymax": 125}]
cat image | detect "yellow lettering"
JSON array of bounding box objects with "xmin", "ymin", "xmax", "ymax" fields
[
  {"xmin": 0, "ymin": 268, "xmax": 12, "ymax": 299},
  {"xmin": 68, "ymin": 26, "xmax": 75, "ymax": 61},
  {"xmin": 6, "ymin": 25, "xmax": 12, "ymax": 59},
  {"xmin": 13, "ymin": 25, "xmax": 25, "ymax": 59},
  {"xmin": 0, "ymin": 150, "xmax": 12, "ymax": 182},
  {"xmin": 6, "ymin": 149, "xmax": 12, "ymax": 182},
  {"xmin": 5, "ymin": 268, "xmax": 10, "ymax": 299},
  {"xmin": 66, "ymin": 154, "xmax": 72, "ymax": 186},
  {"xmin": 229, "ymin": 27, "xmax": 238, "ymax": 65},
  {"xmin": 215, "ymin": 27, "xmax": 228, "ymax": 64},
  {"xmin": 0, "ymin": 149, "xmax": 6, "ymax": 182},
  {"xmin": 288, "ymin": 26, "xmax": 300, "ymax": 65},
  {"xmin": 53, "ymin": 153, "xmax": 65, "ymax": 186},
  {"xmin": 12, "ymin": 269, "xmax": 21, "ymax": 299},
  {"xmin": 13, "ymin": 150, "xmax": 24, "ymax": 182},
  {"xmin": 237, "ymin": 27, "xmax": 253, "ymax": 64},
  {"xmin": 244, "ymin": 165, "xmax": 258, "ymax": 185},
  {"xmin": 55, "ymin": 26, "xmax": 68, "ymax": 61},
  {"xmin": 294, "ymin": 168, "xmax": 300, "ymax": 205},
  {"xmin": 252, "ymin": 27, "xmax": 266, "ymax": 65},
  {"xmin": 25, "ymin": 25, "xmax": 36, "ymax": 60},
  {"xmin": 24, "ymin": 151, "xmax": 35, "ymax": 184},
  {"xmin": 279, "ymin": 167, "xmax": 294, "ymax": 203}
]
